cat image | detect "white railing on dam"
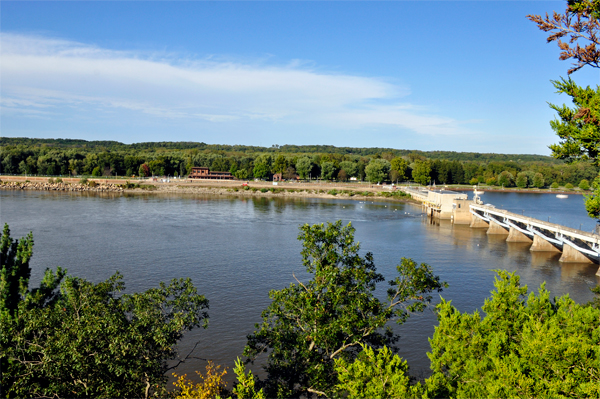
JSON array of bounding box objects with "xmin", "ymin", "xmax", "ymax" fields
[{"xmin": 470, "ymin": 203, "xmax": 600, "ymax": 260}]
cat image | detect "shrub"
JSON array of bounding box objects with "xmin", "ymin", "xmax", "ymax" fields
[
  {"xmin": 88, "ymin": 180, "xmax": 98, "ymax": 188},
  {"xmin": 260, "ymin": 188, "xmax": 268, "ymax": 193},
  {"xmin": 121, "ymin": 181, "xmax": 137, "ymax": 189},
  {"xmin": 579, "ymin": 179, "xmax": 590, "ymax": 190},
  {"xmin": 551, "ymin": 182, "xmax": 560, "ymax": 189},
  {"xmin": 55, "ymin": 177, "xmax": 63, "ymax": 183},
  {"xmin": 243, "ymin": 185, "xmax": 250, "ymax": 191},
  {"xmin": 47, "ymin": 178, "xmax": 55, "ymax": 184},
  {"xmin": 565, "ymin": 183, "xmax": 574, "ymax": 189},
  {"xmin": 172, "ymin": 361, "xmax": 228, "ymax": 399},
  {"xmin": 79, "ymin": 178, "xmax": 89, "ymax": 185},
  {"xmin": 328, "ymin": 189, "xmax": 338, "ymax": 196},
  {"xmin": 485, "ymin": 177, "xmax": 497, "ymax": 186},
  {"xmin": 469, "ymin": 177, "xmax": 479, "ymax": 185}
]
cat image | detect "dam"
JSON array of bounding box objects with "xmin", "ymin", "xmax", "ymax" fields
[{"xmin": 401, "ymin": 186, "xmax": 600, "ymax": 275}]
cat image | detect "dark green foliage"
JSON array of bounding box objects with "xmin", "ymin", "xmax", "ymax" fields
[
  {"xmin": 589, "ymin": 285, "xmax": 600, "ymax": 309},
  {"xmin": 0, "ymin": 224, "xmax": 33, "ymax": 316},
  {"xmin": 426, "ymin": 271, "xmax": 600, "ymax": 397},
  {"xmin": 244, "ymin": 221, "xmax": 445, "ymax": 398},
  {"xmin": 0, "ymin": 225, "xmax": 209, "ymax": 398},
  {"xmin": 549, "ymin": 78, "xmax": 600, "ymax": 166}
]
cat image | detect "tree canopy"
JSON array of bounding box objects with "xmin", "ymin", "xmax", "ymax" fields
[
  {"xmin": 0, "ymin": 224, "xmax": 209, "ymax": 398},
  {"xmin": 426, "ymin": 271, "xmax": 600, "ymax": 397},
  {"xmin": 243, "ymin": 221, "xmax": 446, "ymax": 398}
]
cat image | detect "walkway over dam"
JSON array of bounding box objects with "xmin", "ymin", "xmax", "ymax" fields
[{"xmin": 400, "ymin": 186, "xmax": 600, "ymax": 275}]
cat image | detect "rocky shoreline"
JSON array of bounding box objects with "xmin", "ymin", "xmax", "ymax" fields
[
  {"xmin": 1, "ymin": 181, "xmax": 125, "ymax": 192},
  {"xmin": 0, "ymin": 179, "xmax": 417, "ymax": 203}
]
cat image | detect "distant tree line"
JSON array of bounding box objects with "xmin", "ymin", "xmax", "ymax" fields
[{"xmin": 0, "ymin": 138, "xmax": 596, "ymax": 187}]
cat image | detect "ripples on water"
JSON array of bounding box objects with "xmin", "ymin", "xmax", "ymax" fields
[{"xmin": 2, "ymin": 190, "xmax": 599, "ymax": 380}]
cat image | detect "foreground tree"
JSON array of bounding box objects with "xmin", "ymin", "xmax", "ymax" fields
[
  {"xmin": 528, "ymin": 0, "xmax": 600, "ymax": 75},
  {"xmin": 0, "ymin": 224, "xmax": 209, "ymax": 398},
  {"xmin": 425, "ymin": 271, "xmax": 600, "ymax": 398},
  {"xmin": 334, "ymin": 344, "xmax": 414, "ymax": 398},
  {"xmin": 244, "ymin": 221, "xmax": 446, "ymax": 398},
  {"xmin": 529, "ymin": 1, "xmax": 600, "ymax": 219}
]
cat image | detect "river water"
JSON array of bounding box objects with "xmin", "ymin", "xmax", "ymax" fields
[{"xmin": 2, "ymin": 189, "xmax": 599, "ymax": 381}]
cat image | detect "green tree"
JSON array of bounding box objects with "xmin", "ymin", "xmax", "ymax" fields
[
  {"xmin": 272, "ymin": 155, "xmax": 288, "ymax": 175},
  {"xmin": 533, "ymin": 172, "xmax": 545, "ymax": 188},
  {"xmin": 516, "ymin": 172, "xmax": 528, "ymax": 188},
  {"xmin": 497, "ymin": 171, "xmax": 514, "ymax": 187},
  {"xmin": 0, "ymin": 224, "xmax": 34, "ymax": 316},
  {"xmin": 243, "ymin": 221, "xmax": 446, "ymax": 398},
  {"xmin": 295, "ymin": 157, "xmax": 313, "ymax": 180},
  {"xmin": 411, "ymin": 160, "xmax": 431, "ymax": 185},
  {"xmin": 253, "ymin": 163, "xmax": 270, "ymax": 180},
  {"xmin": 339, "ymin": 161, "xmax": 358, "ymax": 178},
  {"xmin": 320, "ymin": 161, "xmax": 336, "ymax": 180},
  {"xmin": 530, "ymin": 3, "xmax": 600, "ymax": 219},
  {"xmin": 0, "ymin": 226, "xmax": 209, "ymax": 398},
  {"xmin": 580, "ymin": 178, "xmax": 591, "ymax": 190},
  {"xmin": 365, "ymin": 159, "xmax": 391, "ymax": 183},
  {"xmin": 426, "ymin": 271, "xmax": 600, "ymax": 398},
  {"xmin": 390, "ymin": 157, "xmax": 409, "ymax": 182}
]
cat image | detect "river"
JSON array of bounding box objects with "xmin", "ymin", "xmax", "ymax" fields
[{"xmin": 2, "ymin": 189, "xmax": 599, "ymax": 381}]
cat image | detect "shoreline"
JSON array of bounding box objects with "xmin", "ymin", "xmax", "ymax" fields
[
  {"xmin": 0, "ymin": 175, "xmax": 589, "ymax": 201},
  {"xmin": 0, "ymin": 177, "xmax": 420, "ymax": 204}
]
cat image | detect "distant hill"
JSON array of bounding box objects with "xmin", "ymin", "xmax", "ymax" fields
[{"xmin": 0, "ymin": 137, "xmax": 557, "ymax": 163}]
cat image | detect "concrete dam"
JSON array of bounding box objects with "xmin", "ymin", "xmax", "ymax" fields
[{"xmin": 401, "ymin": 186, "xmax": 600, "ymax": 276}]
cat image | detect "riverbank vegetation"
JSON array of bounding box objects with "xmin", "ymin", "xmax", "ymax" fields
[
  {"xmin": 2, "ymin": 222, "xmax": 599, "ymax": 398},
  {"xmin": 1, "ymin": 137, "xmax": 597, "ymax": 189}
]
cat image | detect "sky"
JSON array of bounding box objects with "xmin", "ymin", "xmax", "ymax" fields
[{"xmin": 2, "ymin": 1, "xmax": 600, "ymax": 154}]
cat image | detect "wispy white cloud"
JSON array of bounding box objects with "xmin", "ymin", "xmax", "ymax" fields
[{"xmin": 1, "ymin": 33, "xmax": 471, "ymax": 137}]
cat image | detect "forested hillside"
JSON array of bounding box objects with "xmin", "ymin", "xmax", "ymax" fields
[{"xmin": 1, "ymin": 137, "xmax": 595, "ymax": 187}]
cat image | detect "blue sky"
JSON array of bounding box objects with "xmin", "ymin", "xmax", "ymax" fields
[{"xmin": 2, "ymin": 1, "xmax": 599, "ymax": 154}]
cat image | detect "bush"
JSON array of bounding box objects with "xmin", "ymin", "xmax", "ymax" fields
[
  {"xmin": 47, "ymin": 178, "xmax": 55, "ymax": 184},
  {"xmin": 121, "ymin": 181, "xmax": 137, "ymax": 189},
  {"xmin": 55, "ymin": 177, "xmax": 63, "ymax": 183},
  {"xmin": 88, "ymin": 180, "xmax": 98, "ymax": 188},
  {"xmin": 260, "ymin": 188, "xmax": 268, "ymax": 193},
  {"xmin": 485, "ymin": 177, "xmax": 497, "ymax": 186},
  {"xmin": 328, "ymin": 189, "xmax": 339, "ymax": 196},
  {"xmin": 79, "ymin": 177, "xmax": 88, "ymax": 185},
  {"xmin": 565, "ymin": 183, "xmax": 574, "ymax": 189},
  {"xmin": 243, "ymin": 185, "xmax": 250, "ymax": 191},
  {"xmin": 469, "ymin": 177, "xmax": 479, "ymax": 185},
  {"xmin": 551, "ymin": 181, "xmax": 560, "ymax": 189},
  {"xmin": 579, "ymin": 179, "xmax": 590, "ymax": 190}
]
